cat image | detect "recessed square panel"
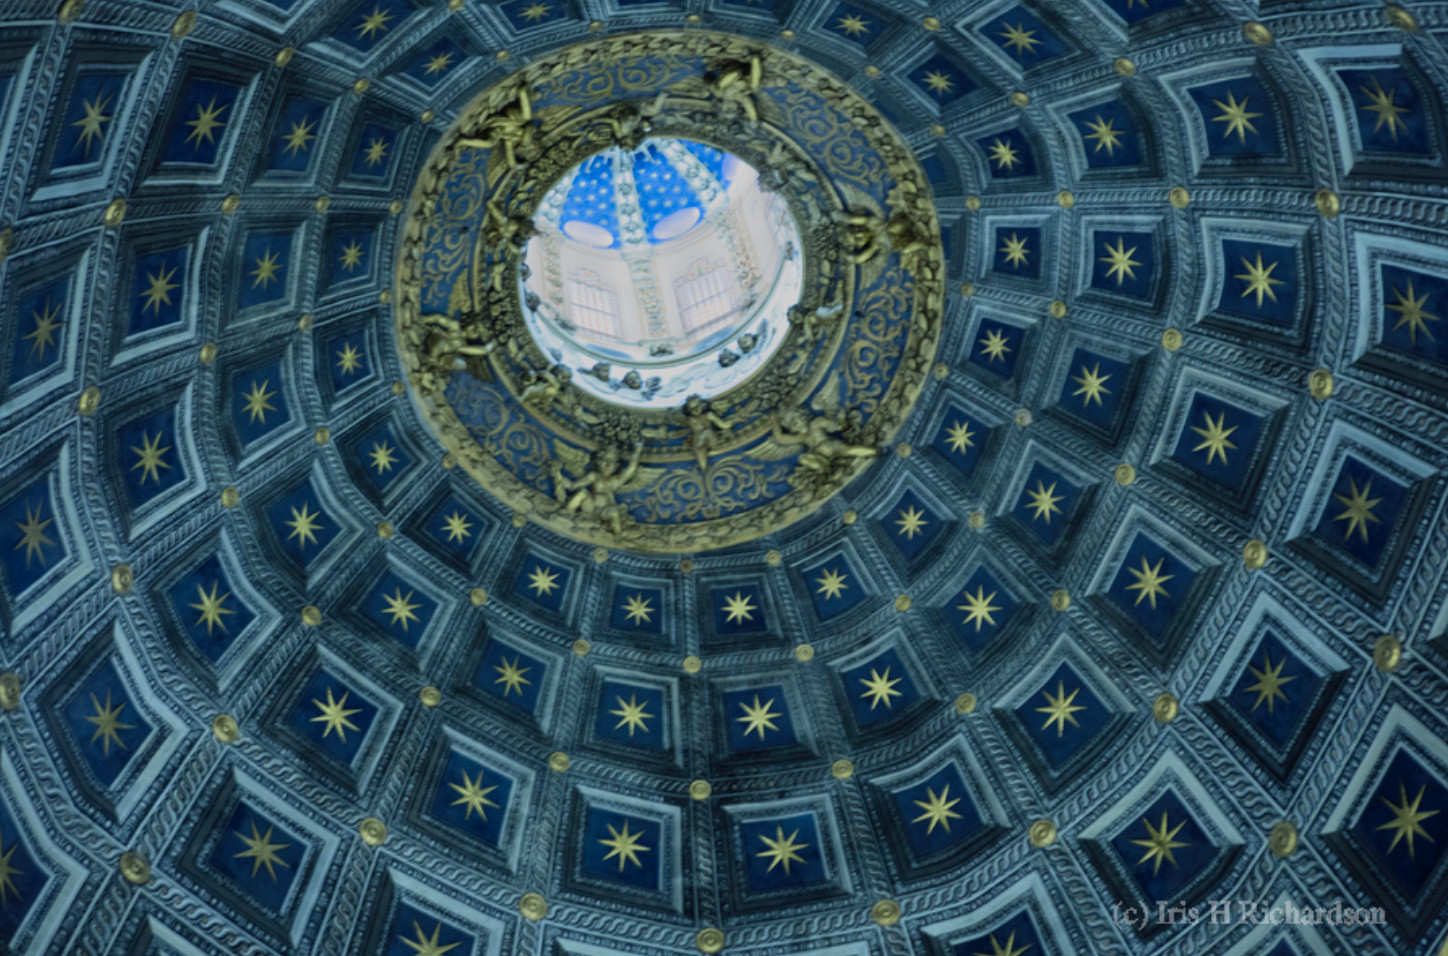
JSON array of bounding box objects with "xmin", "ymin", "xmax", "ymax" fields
[
  {"xmin": 430, "ymin": 750, "xmax": 513, "ymax": 847},
  {"xmin": 991, "ymin": 228, "xmax": 1040, "ymax": 279},
  {"xmin": 361, "ymin": 571, "xmax": 437, "ymax": 646},
  {"xmin": 385, "ymin": 906, "xmax": 475, "ymax": 956},
  {"xmin": 0, "ymin": 477, "xmax": 66, "ymax": 594},
  {"xmin": 723, "ymin": 686, "xmax": 796, "ymax": 753},
  {"xmin": 1012, "ymin": 463, "xmax": 1078, "ymax": 546},
  {"xmin": 1350, "ymin": 752, "xmax": 1448, "ymax": 898},
  {"xmin": 1091, "ymin": 231, "xmax": 1154, "ymax": 297},
  {"xmin": 1188, "ymin": 77, "xmax": 1280, "ymax": 157},
  {"xmin": 1057, "ymin": 349, "xmax": 1127, "ymax": 428},
  {"xmin": 239, "ymin": 233, "xmax": 292, "ymax": 309},
  {"xmin": 514, "ymin": 556, "xmax": 570, "ymax": 611},
  {"xmin": 1225, "ymin": 631, "xmax": 1323, "ymax": 750},
  {"xmin": 11, "ymin": 277, "xmax": 69, "ymax": 380},
  {"xmin": 0, "ymin": 801, "xmax": 48, "ymax": 940},
  {"xmin": 63, "ymin": 662, "xmax": 151, "ymax": 786},
  {"xmin": 581, "ymin": 809, "xmax": 662, "ymax": 891},
  {"xmin": 130, "ymin": 246, "xmax": 188, "ymax": 335},
  {"xmin": 1338, "ymin": 68, "xmax": 1431, "ymax": 154},
  {"xmin": 1311, "ymin": 456, "xmax": 1408, "ymax": 569},
  {"xmin": 982, "ymin": 8, "xmax": 1066, "ymax": 68},
  {"xmin": 909, "ymin": 56, "xmax": 973, "ymax": 106},
  {"xmin": 1070, "ymin": 102, "xmax": 1142, "ymax": 168},
  {"xmin": 1168, "ymin": 393, "xmax": 1265, "ymax": 489},
  {"xmin": 267, "ymin": 481, "xmax": 338, "ymax": 568},
  {"xmin": 326, "ymin": 332, "xmax": 370, "ymax": 390},
  {"xmin": 740, "ymin": 813, "xmax": 825, "ymax": 890},
  {"xmin": 232, "ymin": 361, "xmax": 290, "ymax": 444},
  {"xmin": 169, "ymin": 555, "xmax": 255, "ymax": 663},
  {"xmin": 117, "ymin": 408, "xmax": 185, "ymax": 507},
  {"xmin": 1380, "ymin": 264, "xmax": 1446, "ymax": 364},
  {"xmin": 1105, "ymin": 534, "xmax": 1194, "ymax": 638},
  {"xmin": 976, "ymin": 128, "xmax": 1035, "ymax": 179},
  {"xmin": 802, "ymin": 555, "xmax": 864, "ymax": 620},
  {"xmin": 1016, "ymin": 663, "xmax": 1110, "ymax": 768},
  {"xmin": 474, "ymin": 639, "xmax": 544, "ymax": 713},
  {"xmin": 610, "ymin": 585, "xmax": 664, "ymax": 633},
  {"xmin": 53, "ymin": 71, "xmax": 129, "ymax": 170},
  {"xmin": 1217, "ymin": 239, "xmax": 1297, "ymax": 324},
  {"xmin": 931, "ymin": 406, "xmax": 984, "ymax": 475},
  {"xmin": 893, "ymin": 764, "xmax": 984, "ymax": 857},
  {"xmin": 943, "ymin": 566, "xmax": 1015, "ymax": 652},
  {"xmin": 841, "ymin": 647, "xmax": 918, "ymax": 728},
  {"xmin": 268, "ymin": 99, "xmax": 327, "ymax": 173},
  {"xmin": 824, "ymin": 3, "xmax": 883, "ymax": 46},
  {"xmin": 208, "ymin": 803, "xmax": 302, "ymax": 912},
  {"xmin": 1107, "ymin": 791, "xmax": 1214, "ymax": 904},
  {"xmin": 712, "ymin": 584, "xmax": 766, "ymax": 634},
  {"xmin": 595, "ymin": 681, "xmax": 666, "ymax": 750},
  {"xmin": 286, "ymin": 671, "xmax": 377, "ymax": 764},
  {"xmin": 163, "ymin": 78, "xmax": 241, "ymax": 166}
]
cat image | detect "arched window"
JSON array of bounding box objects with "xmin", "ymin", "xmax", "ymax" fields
[
  {"xmin": 675, "ymin": 258, "xmax": 736, "ymax": 335},
  {"xmin": 565, "ymin": 269, "xmax": 621, "ymax": 338}
]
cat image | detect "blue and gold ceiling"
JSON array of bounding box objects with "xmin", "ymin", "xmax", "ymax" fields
[{"xmin": 0, "ymin": 1, "xmax": 1447, "ymax": 955}]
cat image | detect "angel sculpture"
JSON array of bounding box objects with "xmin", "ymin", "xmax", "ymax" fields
[
  {"xmin": 705, "ymin": 55, "xmax": 765, "ymax": 124},
  {"xmin": 676, "ymin": 396, "xmax": 734, "ymax": 474},
  {"xmin": 519, "ymin": 364, "xmax": 572, "ymax": 410},
  {"xmin": 607, "ymin": 94, "xmax": 667, "ymax": 150},
  {"xmin": 421, "ymin": 313, "xmax": 498, "ymax": 367},
  {"xmin": 484, "ymin": 198, "xmax": 538, "ymax": 254},
  {"xmin": 455, "ymin": 88, "xmax": 536, "ymax": 170},
  {"xmin": 883, "ymin": 211, "xmax": 934, "ymax": 276},
  {"xmin": 765, "ymin": 407, "xmax": 878, "ymax": 490},
  {"xmin": 755, "ymin": 377, "xmax": 878, "ymax": 492},
  {"xmin": 834, "ymin": 208, "xmax": 889, "ymax": 266},
  {"xmin": 549, "ymin": 444, "xmax": 650, "ymax": 536},
  {"xmin": 787, "ymin": 300, "xmax": 846, "ymax": 345},
  {"xmin": 760, "ymin": 139, "xmax": 818, "ymax": 192}
]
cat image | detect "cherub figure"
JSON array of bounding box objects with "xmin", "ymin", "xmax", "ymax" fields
[
  {"xmin": 519, "ymin": 363, "xmax": 571, "ymax": 410},
  {"xmin": 768, "ymin": 407, "xmax": 878, "ymax": 479},
  {"xmin": 484, "ymin": 198, "xmax": 538, "ymax": 254},
  {"xmin": 422, "ymin": 312, "xmax": 498, "ymax": 368},
  {"xmin": 788, "ymin": 301, "xmax": 846, "ymax": 345},
  {"xmin": 883, "ymin": 211, "xmax": 933, "ymax": 274},
  {"xmin": 682, "ymin": 395, "xmax": 733, "ymax": 474},
  {"xmin": 706, "ymin": 56, "xmax": 764, "ymax": 124},
  {"xmin": 550, "ymin": 444, "xmax": 648, "ymax": 536},
  {"xmin": 455, "ymin": 88, "xmax": 536, "ymax": 169},
  {"xmin": 761, "ymin": 139, "xmax": 817, "ymax": 191},
  {"xmin": 834, "ymin": 208, "xmax": 888, "ymax": 265},
  {"xmin": 607, "ymin": 94, "xmax": 667, "ymax": 150}
]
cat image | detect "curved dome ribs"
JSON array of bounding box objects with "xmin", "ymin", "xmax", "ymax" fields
[{"xmin": 0, "ymin": 1, "xmax": 1445, "ymax": 955}]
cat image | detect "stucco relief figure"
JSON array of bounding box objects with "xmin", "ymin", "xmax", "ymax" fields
[
  {"xmin": 764, "ymin": 407, "xmax": 878, "ymax": 489},
  {"xmin": 519, "ymin": 363, "xmax": 572, "ymax": 410},
  {"xmin": 422, "ymin": 313, "xmax": 498, "ymax": 366},
  {"xmin": 549, "ymin": 444, "xmax": 651, "ymax": 536},
  {"xmin": 835, "ymin": 208, "xmax": 889, "ymax": 266},
  {"xmin": 788, "ymin": 300, "xmax": 846, "ymax": 345},
  {"xmin": 644, "ymin": 395, "xmax": 734, "ymax": 474},
  {"xmin": 758, "ymin": 374, "xmax": 879, "ymax": 491},
  {"xmin": 455, "ymin": 88, "xmax": 536, "ymax": 170},
  {"xmin": 485, "ymin": 198, "xmax": 538, "ymax": 254},
  {"xmin": 835, "ymin": 206, "xmax": 934, "ymax": 279},
  {"xmin": 683, "ymin": 55, "xmax": 764, "ymax": 125},
  {"xmin": 607, "ymin": 95, "xmax": 667, "ymax": 150},
  {"xmin": 760, "ymin": 139, "xmax": 819, "ymax": 194}
]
